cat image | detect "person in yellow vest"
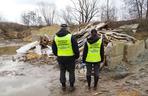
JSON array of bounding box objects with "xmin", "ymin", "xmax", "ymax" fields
[
  {"xmin": 82, "ymin": 29, "xmax": 104, "ymax": 90},
  {"xmin": 52, "ymin": 24, "xmax": 79, "ymax": 92}
]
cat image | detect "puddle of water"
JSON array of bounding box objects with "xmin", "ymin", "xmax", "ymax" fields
[
  {"xmin": 0, "ymin": 46, "xmax": 20, "ymax": 55},
  {"xmin": 0, "ymin": 56, "xmax": 59, "ymax": 96},
  {"xmin": 0, "ymin": 77, "xmax": 50, "ymax": 96}
]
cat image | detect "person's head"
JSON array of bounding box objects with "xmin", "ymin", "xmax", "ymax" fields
[
  {"xmin": 60, "ymin": 24, "xmax": 68, "ymax": 30},
  {"xmin": 90, "ymin": 29, "xmax": 98, "ymax": 37}
]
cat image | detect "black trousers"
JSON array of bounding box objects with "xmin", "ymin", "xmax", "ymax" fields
[
  {"xmin": 86, "ymin": 63, "xmax": 100, "ymax": 77},
  {"xmin": 58, "ymin": 61, "xmax": 75, "ymax": 87},
  {"xmin": 86, "ymin": 63, "xmax": 100, "ymax": 87}
]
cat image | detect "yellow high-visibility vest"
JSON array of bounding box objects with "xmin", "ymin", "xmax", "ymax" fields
[
  {"xmin": 55, "ymin": 34, "xmax": 74, "ymax": 56},
  {"xmin": 86, "ymin": 39, "xmax": 102, "ymax": 62}
]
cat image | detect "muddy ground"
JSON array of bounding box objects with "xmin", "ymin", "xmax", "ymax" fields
[
  {"xmin": 0, "ymin": 34, "xmax": 148, "ymax": 96},
  {"xmin": 0, "ymin": 48, "xmax": 148, "ymax": 96}
]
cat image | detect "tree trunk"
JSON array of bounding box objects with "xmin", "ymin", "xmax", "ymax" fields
[
  {"xmin": 106, "ymin": 0, "xmax": 109, "ymax": 21},
  {"xmin": 135, "ymin": 0, "xmax": 141, "ymax": 19},
  {"xmin": 146, "ymin": 0, "xmax": 148, "ymax": 19}
]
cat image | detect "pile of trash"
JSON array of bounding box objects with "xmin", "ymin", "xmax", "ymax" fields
[{"xmin": 15, "ymin": 35, "xmax": 55, "ymax": 64}]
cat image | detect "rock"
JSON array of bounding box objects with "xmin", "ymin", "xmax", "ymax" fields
[
  {"xmin": 112, "ymin": 65, "xmax": 129, "ymax": 80},
  {"xmin": 105, "ymin": 41, "xmax": 126, "ymax": 69},
  {"xmin": 110, "ymin": 41, "xmax": 125, "ymax": 57},
  {"xmin": 109, "ymin": 55, "xmax": 123, "ymax": 69},
  {"xmin": 125, "ymin": 40, "xmax": 145, "ymax": 62},
  {"xmin": 114, "ymin": 72, "xmax": 129, "ymax": 80}
]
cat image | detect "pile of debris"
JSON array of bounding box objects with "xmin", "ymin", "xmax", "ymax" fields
[
  {"xmin": 74, "ymin": 22, "xmax": 137, "ymax": 54},
  {"xmin": 15, "ymin": 35, "xmax": 55, "ymax": 64},
  {"xmin": 15, "ymin": 22, "xmax": 142, "ymax": 66}
]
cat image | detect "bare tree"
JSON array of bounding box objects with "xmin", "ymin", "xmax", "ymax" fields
[
  {"xmin": 106, "ymin": 0, "xmax": 109, "ymax": 21},
  {"xmin": 101, "ymin": 0, "xmax": 117, "ymax": 22},
  {"xmin": 124, "ymin": 0, "xmax": 146, "ymax": 19},
  {"xmin": 146, "ymin": 0, "xmax": 148, "ymax": 19},
  {"xmin": 61, "ymin": 6, "xmax": 74, "ymax": 25},
  {"xmin": 21, "ymin": 11, "xmax": 43, "ymax": 26},
  {"xmin": 70, "ymin": 0, "xmax": 99, "ymax": 24},
  {"xmin": 37, "ymin": 2, "xmax": 56, "ymax": 25}
]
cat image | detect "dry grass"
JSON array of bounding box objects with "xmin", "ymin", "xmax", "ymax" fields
[
  {"xmin": 117, "ymin": 88, "xmax": 141, "ymax": 96},
  {"xmin": 0, "ymin": 22, "xmax": 28, "ymax": 32},
  {"xmin": 31, "ymin": 24, "xmax": 60, "ymax": 37}
]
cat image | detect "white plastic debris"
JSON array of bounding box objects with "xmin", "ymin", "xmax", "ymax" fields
[
  {"xmin": 34, "ymin": 45, "xmax": 42, "ymax": 55},
  {"xmin": 42, "ymin": 45, "xmax": 52, "ymax": 56},
  {"xmin": 16, "ymin": 41, "xmax": 39, "ymax": 54}
]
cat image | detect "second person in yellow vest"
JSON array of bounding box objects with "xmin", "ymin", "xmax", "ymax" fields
[{"xmin": 82, "ymin": 29, "xmax": 104, "ymax": 90}]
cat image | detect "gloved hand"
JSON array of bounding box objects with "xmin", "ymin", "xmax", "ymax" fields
[
  {"xmin": 100, "ymin": 62, "xmax": 104, "ymax": 65},
  {"xmin": 80, "ymin": 63, "xmax": 86, "ymax": 69}
]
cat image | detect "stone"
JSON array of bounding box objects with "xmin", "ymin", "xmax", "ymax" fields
[
  {"xmin": 109, "ymin": 55, "xmax": 124, "ymax": 69},
  {"xmin": 112, "ymin": 64, "xmax": 129, "ymax": 80},
  {"xmin": 110, "ymin": 41, "xmax": 125, "ymax": 57},
  {"xmin": 125, "ymin": 40, "xmax": 145, "ymax": 62}
]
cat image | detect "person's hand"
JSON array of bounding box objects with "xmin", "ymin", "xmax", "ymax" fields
[{"xmin": 100, "ymin": 62, "xmax": 104, "ymax": 65}]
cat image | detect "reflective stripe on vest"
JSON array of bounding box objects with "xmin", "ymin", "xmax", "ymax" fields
[
  {"xmin": 55, "ymin": 34, "xmax": 74, "ymax": 56},
  {"xmin": 86, "ymin": 39, "xmax": 102, "ymax": 62}
]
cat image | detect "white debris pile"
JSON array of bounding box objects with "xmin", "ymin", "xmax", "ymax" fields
[{"xmin": 15, "ymin": 35, "xmax": 54, "ymax": 64}]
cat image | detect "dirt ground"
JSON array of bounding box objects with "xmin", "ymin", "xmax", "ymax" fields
[
  {"xmin": 0, "ymin": 48, "xmax": 148, "ymax": 96},
  {"xmin": 0, "ymin": 30, "xmax": 148, "ymax": 96}
]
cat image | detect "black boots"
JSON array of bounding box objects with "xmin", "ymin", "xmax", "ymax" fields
[
  {"xmin": 69, "ymin": 86, "xmax": 75, "ymax": 92},
  {"xmin": 94, "ymin": 76, "xmax": 99, "ymax": 90},
  {"xmin": 61, "ymin": 83, "xmax": 66, "ymax": 91},
  {"xmin": 87, "ymin": 76, "xmax": 99, "ymax": 90},
  {"xmin": 87, "ymin": 76, "xmax": 91, "ymax": 89},
  {"xmin": 69, "ymin": 83, "xmax": 75, "ymax": 92},
  {"xmin": 61, "ymin": 83, "xmax": 75, "ymax": 92}
]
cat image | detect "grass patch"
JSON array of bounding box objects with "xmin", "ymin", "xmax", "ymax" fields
[{"xmin": 31, "ymin": 25, "xmax": 60, "ymax": 37}]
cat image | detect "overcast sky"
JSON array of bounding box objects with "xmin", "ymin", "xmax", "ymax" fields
[{"xmin": 0, "ymin": 0, "xmax": 123, "ymax": 23}]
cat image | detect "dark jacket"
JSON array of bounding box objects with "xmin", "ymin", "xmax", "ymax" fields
[
  {"xmin": 82, "ymin": 35, "xmax": 104, "ymax": 64},
  {"xmin": 52, "ymin": 28, "xmax": 80, "ymax": 63}
]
